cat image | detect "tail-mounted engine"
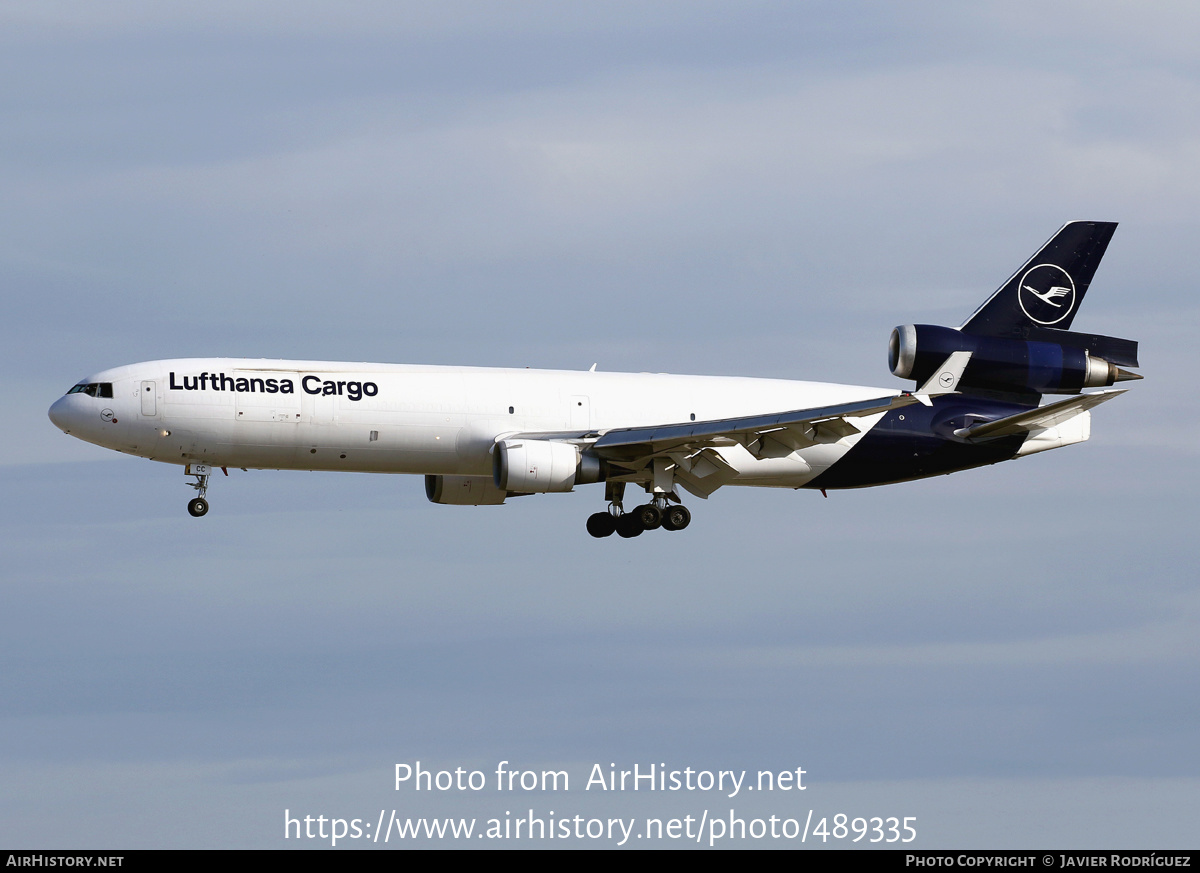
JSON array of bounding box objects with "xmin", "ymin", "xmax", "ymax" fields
[{"xmin": 889, "ymin": 324, "xmax": 1140, "ymax": 395}]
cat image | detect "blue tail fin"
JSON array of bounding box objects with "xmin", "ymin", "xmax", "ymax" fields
[{"xmin": 961, "ymin": 221, "xmax": 1117, "ymax": 337}]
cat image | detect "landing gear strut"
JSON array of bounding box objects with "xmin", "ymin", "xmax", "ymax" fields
[
  {"xmin": 586, "ymin": 484, "xmax": 690, "ymax": 538},
  {"xmin": 586, "ymin": 481, "xmax": 625, "ymax": 538},
  {"xmin": 185, "ymin": 464, "xmax": 213, "ymax": 517}
]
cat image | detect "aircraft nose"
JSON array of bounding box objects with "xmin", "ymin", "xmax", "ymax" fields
[{"xmin": 48, "ymin": 395, "xmax": 74, "ymax": 433}]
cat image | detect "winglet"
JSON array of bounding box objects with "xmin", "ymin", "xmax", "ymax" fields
[{"xmin": 915, "ymin": 351, "xmax": 972, "ymax": 404}]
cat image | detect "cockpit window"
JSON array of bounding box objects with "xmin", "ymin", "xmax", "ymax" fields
[{"xmin": 66, "ymin": 382, "xmax": 113, "ymax": 398}]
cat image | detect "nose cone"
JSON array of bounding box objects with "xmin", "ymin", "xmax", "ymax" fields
[{"xmin": 48, "ymin": 395, "xmax": 73, "ymax": 433}]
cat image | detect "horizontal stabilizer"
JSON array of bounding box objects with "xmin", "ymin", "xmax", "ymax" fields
[
  {"xmin": 1025, "ymin": 326, "xmax": 1140, "ymax": 369},
  {"xmin": 954, "ymin": 390, "xmax": 1126, "ymax": 440}
]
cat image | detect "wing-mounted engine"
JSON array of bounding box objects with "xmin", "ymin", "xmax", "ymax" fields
[
  {"xmin": 425, "ymin": 474, "xmax": 510, "ymax": 505},
  {"xmin": 889, "ymin": 323, "xmax": 1141, "ymax": 395},
  {"xmin": 493, "ymin": 439, "xmax": 604, "ymax": 493}
]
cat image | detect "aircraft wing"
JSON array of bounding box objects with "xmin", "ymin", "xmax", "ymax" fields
[
  {"xmin": 590, "ymin": 393, "xmax": 917, "ymax": 455},
  {"xmin": 954, "ymin": 389, "xmax": 1127, "ymax": 440},
  {"xmin": 506, "ymin": 351, "xmax": 967, "ymax": 457},
  {"xmin": 595, "ymin": 393, "xmax": 921, "ymax": 497},
  {"xmin": 508, "ymin": 392, "xmax": 920, "ymax": 499}
]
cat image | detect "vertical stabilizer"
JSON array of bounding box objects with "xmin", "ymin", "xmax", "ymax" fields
[{"xmin": 961, "ymin": 221, "xmax": 1117, "ymax": 337}]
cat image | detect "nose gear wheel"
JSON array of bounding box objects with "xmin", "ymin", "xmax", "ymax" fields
[{"xmin": 185, "ymin": 465, "xmax": 213, "ymax": 518}]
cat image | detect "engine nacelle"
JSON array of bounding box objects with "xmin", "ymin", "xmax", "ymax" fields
[
  {"xmin": 425, "ymin": 475, "xmax": 509, "ymax": 505},
  {"xmin": 493, "ymin": 439, "xmax": 603, "ymax": 493},
  {"xmin": 889, "ymin": 324, "xmax": 1127, "ymax": 395}
]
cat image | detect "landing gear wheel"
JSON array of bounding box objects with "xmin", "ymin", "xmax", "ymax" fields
[
  {"xmin": 661, "ymin": 505, "xmax": 690, "ymax": 531},
  {"xmin": 586, "ymin": 512, "xmax": 617, "ymax": 538},
  {"xmin": 634, "ymin": 503, "xmax": 662, "ymax": 530},
  {"xmin": 616, "ymin": 513, "xmax": 644, "ymax": 538},
  {"xmin": 187, "ymin": 497, "xmax": 209, "ymax": 518}
]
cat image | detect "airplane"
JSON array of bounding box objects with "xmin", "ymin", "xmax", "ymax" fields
[{"xmin": 48, "ymin": 221, "xmax": 1141, "ymax": 538}]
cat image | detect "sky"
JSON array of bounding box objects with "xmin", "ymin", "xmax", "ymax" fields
[{"xmin": 1, "ymin": 0, "xmax": 1197, "ymax": 849}]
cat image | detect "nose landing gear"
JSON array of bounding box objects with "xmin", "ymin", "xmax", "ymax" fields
[{"xmin": 184, "ymin": 463, "xmax": 221, "ymax": 517}]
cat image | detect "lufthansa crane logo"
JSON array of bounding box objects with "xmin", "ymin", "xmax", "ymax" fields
[{"xmin": 1017, "ymin": 263, "xmax": 1076, "ymax": 326}]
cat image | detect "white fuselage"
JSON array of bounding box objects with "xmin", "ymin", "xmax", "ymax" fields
[{"xmin": 48, "ymin": 358, "xmax": 896, "ymax": 488}]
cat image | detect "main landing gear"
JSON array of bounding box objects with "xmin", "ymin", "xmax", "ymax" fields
[
  {"xmin": 586, "ymin": 482, "xmax": 691, "ymax": 538},
  {"xmin": 184, "ymin": 463, "xmax": 225, "ymax": 517}
]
